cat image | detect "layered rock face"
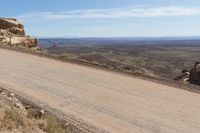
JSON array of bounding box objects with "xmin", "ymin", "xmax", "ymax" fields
[{"xmin": 0, "ymin": 18, "xmax": 38, "ymax": 48}]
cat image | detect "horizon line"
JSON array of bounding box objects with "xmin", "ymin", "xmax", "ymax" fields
[{"xmin": 37, "ymin": 36, "xmax": 200, "ymax": 39}]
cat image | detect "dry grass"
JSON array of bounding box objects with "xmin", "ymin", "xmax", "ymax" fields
[
  {"xmin": 0, "ymin": 107, "xmax": 30, "ymax": 130},
  {"xmin": 27, "ymin": 108, "xmax": 69, "ymax": 133},
  {"xmin": 0, "ymin": 94, "xmax": 70, "ymax": 133},
  {"xmin": 39, "ymin": 117, "xmax": 68, "ymax": 133}
]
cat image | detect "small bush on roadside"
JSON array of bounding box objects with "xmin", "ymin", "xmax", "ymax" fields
[{"xmin": 39, "ymin": 117, "xmax": 68, "ymax": 133}]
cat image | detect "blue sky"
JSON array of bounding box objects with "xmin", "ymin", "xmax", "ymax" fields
[{"xmin": 1, "ymin": 0, "xmax": 200, "ymax": 37}]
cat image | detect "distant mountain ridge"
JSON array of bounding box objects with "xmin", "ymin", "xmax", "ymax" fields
[{"xmin": 38, "ymin": 37, "xmax": 200, "ymax": 48}]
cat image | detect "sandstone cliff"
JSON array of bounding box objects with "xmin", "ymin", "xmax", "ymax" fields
[{"xmin": 0, "ymin": 18, "xmax": 39, "ymax": 49}]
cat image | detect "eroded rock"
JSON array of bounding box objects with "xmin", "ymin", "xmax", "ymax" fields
[
  {"xmin": 189, "ymin": 62, "xmax": 200, "ymax": 85},
  {"xmin": 0, "ymin": 18, "xmax": 39, "ymax": 49},
  {"xmin": 176, "ymin": 62, "xmax": 200, "ymax": 85}
]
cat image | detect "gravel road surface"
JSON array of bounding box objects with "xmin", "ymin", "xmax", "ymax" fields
[{"xmin": 0, "ymin": 48, "xmax": 200, "ymax": 133}]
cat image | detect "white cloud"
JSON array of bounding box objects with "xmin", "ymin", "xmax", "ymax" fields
[{"xmin": 17, "ymin": 6, "xmax": 200, "ymax": 21}]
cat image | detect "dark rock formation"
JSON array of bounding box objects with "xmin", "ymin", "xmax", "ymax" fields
[
  {"xmin": 176, "ymin": 62, "xmax": 200, "ymax": 85},
  {"xmin": 189, "ymin": 62, "xmax": 200, "ymax": 85}
]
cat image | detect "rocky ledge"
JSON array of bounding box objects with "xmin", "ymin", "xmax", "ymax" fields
[{"xmin": 0, "ymin": 18, "xmax": 40, "ymax": 49}]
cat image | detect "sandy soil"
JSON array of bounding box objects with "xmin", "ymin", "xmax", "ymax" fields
[{"xmin": 0, "ymin": 48, "xmax": 200, "ymax": 133}]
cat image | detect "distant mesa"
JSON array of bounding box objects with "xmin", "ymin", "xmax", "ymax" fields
[{"xmin": 0, "ymin": 18, "xmax": 40, "ymax": 49}]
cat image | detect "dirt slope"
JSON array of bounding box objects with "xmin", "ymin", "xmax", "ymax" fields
[{"xmin": 0, "ymin": 48, "xmax": 200, "ymax": 133}]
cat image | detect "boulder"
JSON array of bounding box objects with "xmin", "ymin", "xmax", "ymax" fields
[
  {"xmin": 189, "ymin": 62, "xmax": 200, "ymax": 85},
  {"xmin": 175, "ymin": 69, "xmax": 190, "ymax": 81},
  {"xmin": 0, "ymin": 18, "xmax": 39, "ymax": 49}
]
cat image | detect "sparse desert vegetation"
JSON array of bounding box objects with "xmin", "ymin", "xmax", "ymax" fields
[
  {"xmin": 0, "ymin": 89, "xmax": 72, "ymax": 133},
  {"xmin": 40, "ymin": 38, "xmax": 200, "ymax": 81}
]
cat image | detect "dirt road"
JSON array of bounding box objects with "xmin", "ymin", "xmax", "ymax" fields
[{"xmin": 0, "ymin": 48, "xmax": 200, "ymax": 133}]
